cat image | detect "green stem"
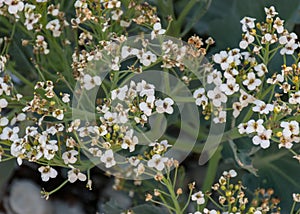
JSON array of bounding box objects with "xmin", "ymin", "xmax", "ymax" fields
[
  {"xmin": 207, "ymin": 194, "xmax": 224, "ymax": 210},
  {"xmin": 48, "ymin": 179, "xmax": 69, "ymax": 195},
  {"xmin": 199, "ymin": 145, "xmax": 222, "ymax": 210},
  {"xmin": 163, "ymin": 176, "xmax": 183, "ymax": 214},
  {"xmin": 177, "ymin": 0, "xmax": 199, "ymax": 28},
  {"xmin": 150, "ymin": 199, "xmax": 176, "ymax": 212},
  {"xmin": 290, "ymin": 201, "xmax": 296, "ymax": 214}
]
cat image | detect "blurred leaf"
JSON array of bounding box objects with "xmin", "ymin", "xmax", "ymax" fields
[
  {"xmin": 102, "ymin": 200, "xmax": 166, "ymax": 214},
  {"xmin": 243, "ymin": 144, "xmax": 300, "ymax": 212},
  {"xmin": 102, "ymin": 200, "xmax": 123, "ymax": 214},
  {"xmin": 131, "ymin": 204, "xmax": 167, "ymax": 214},
  {"xmin": 150, "ymin": 0, "xmax": 212, "ymax": 37},
  {"xmin": 0, "ymin": 160, "xmax": 15, "ymax": 198},
  {"xmin": 174, "ymin": 0, "xmax": 212, "ymax": 37}
]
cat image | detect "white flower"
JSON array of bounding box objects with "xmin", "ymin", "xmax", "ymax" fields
[
  {"xmin": 213, "ymin": 110, "xmax": 226, "ymax": 124},
  {"xmin": 252, "ymin": 129, "xmax": 272, "ymax": 149},
  {"xmin": 128, "ymin": 156, "xmax": 140, "ymax": 166},
  {"xmin": 254, "ymin": 63, "xmax": 268, "ymax": 77},
  {"xmin": 0, "ymin": 56, "xmax": 7, "ymax": 72},
  {"xmin": 224, "ymin": 68, "xmax": 239, "ymax": 79},
  {"xmin": 207, "ymin": 69, "xmax": 222, "ymax": 85},
  {"xmin": 191, "ymin": 191, "xmax": 205, "ymax": 205},
  {"xmin": 38, "ymin": 166, "xmax": 58, "ymax": 182},
  {"xmin": 223, "ymin": 169, "xmax": 237, "ymax": 177},
  {"xmin": 213, "ymin": 51, "xmax": 233, "ymax": 70},
  {"xmin": 24, "ymin": 4, "xmax": 41, "ymax": 30},
  {"xmin": 207, "ymin": 87, "xmax": 227, "ymax": 107},
  {"xmin": 252, "ymin": 100, "xmax": 274, "ymax": 115},
  {"xmin": 45, "ymin": 19, "xmax": 61, "ymax": 37},
  {"xmin": 193, "ymin": 88, "xmax": 208, "ymax": 107},
  {"xmin": 0, "ymin": 127, "xmax": 19, "ymax": 141},
  {"xmin": 98, "ymin": 124, "xmax": 108, "ymax": 136},
  {"xmin": 149, "ymin": 140, "xmax": 172, "ymax": 153},
  {"xmin": 239, "ymin": 32, "xmax": 254, "ymax": 49},
  {"xmin": 238, "ymin": 123, "xmax": 248, "ymax": 134},
  {"xmin": 121, "ymin": 130, "xmax": 138, "ymax": 152},
  {"xmin": 220, "ymin": 77, "xmax": 239, "ymax": 95},
  {"xmin": 74, "ymin": 0, "xmax": 87, "ymax": 8},
  {"xmin": 111, "ymin": 9, "xmax": 123, "ymax": 20},
  {"xmin": 62, "ymin": 150, "xmax": 78, "ymax": 164},
  {"xmin": 239, "ymin": 89, "xmax": 255, "ymax": 107},
  {"xmin": 68, "ymin": 168, "xmax": 87, "ymax": 183},
  {"xmin": 202, "ymin": 209, "xmax": 218, "ymax": 214},
  {"xmin": 229, "ymin": 48, "xmax": 241, "ymax": 64},
  {"xmin": 10, "ymin": 140, "xmax": 25, "ymax": 165},
  {"xmin": 240, "ymin": 17, "xmax": 256, "ymax": 32},
  {"xmin": 246, "ymin": 119, "xmax": 265, "ymax": 134},
  {"xmin": 264, "ymin": 6, "xmax": 278, "ymax": 18},
  {"xmin": 280, "ymin": 82, "xmax": 291, "ymax": 93},
  {"xmin": 279, "ymin": 32, "xmax": 297, "ymax": 45},
  {"xmin": 242, "ymin": 51, "xmax": 256, "ymax": 63},
  {"xmin": 0, "ymin": 117, "xmax": 8, "ymax": 126},
  {"xmin": 62, "ymin": 93, "xmax": 70, "ymax": 103},
  {"xmin": 147, "ymin": 154, "xmax": 168, "ymax": 171},
  {"xmin": 104, "ymin": 0, "xmax": 121, "ymax": 9},
  {"xmin": 121, "ymin": 46, "xmax": 139, "ymax": 59},
  {"xmin": 267, "ymin": 73, "xmax": 284, "ymax": 84},
  {"xmin": 100, "ymin": 149, "xmax": 116, "ymax": 168},
  {"xmin": 16, "ymin": 113, "xmax": 26, "ymax": 122},
  {"xmin": 155, "ymin": 98, "xmax": 174, "ymax": 114},
  {"xmin": 43, "ymin": 140, "xmax": 58, "ymax": 160},
  {"xmin": 139, "ymin": 95, "xmax": 155, "ymax": 116},
  {"xmin": 151, "ymin": 22, "xmax": 166, "ymax": 39},
  {"xmin": 103, "ymin": 111, "xmax": 117, "ymax": 125},
  {"xmin": 66, "ymin": 137, "xmax": 76, "ymax": 148},
  {"xmin": 4, "ymin": 0, "xmax": 24, "ymax": 15},
  {"xmin": 243, "ymin": 72, "xmax": 261, "ymax": 91},
  {"xmin": 289, "ymin": 91, "xmax": 300, "ymax": 104},
  {"xmin": 47, "ymin": 4, "xmax": 59, "ymax": 16},
  {"xmin": 26, "ymin": 126, "xmax": 38, "ymax": 137},
  {"xmin": 280, "ymin": 42, "xmax": 298, "ymax": 55},
  {"xmin": 140, "ymin": 51, "xmax": 157, "ymax": 66},
  {"xmin": 0, "ymin": 98, "xmax": 8, "ymax": 110},
  {"xmin": 261, "ymin": 33, "xmax": 277, "ymax": 44},
  {"xmin": 280, "ymin": 121, "xmax": 299, "ymax": 137},
  {"xmin": 89, "ymin": 148, "xmax": 102, "ymax": 157},
  {"xmin": 232, "ymin": 102, "xmax": 243, "ymax": 118},
  {"xmin": 293, "ymin": 193, "xmax": 300, "ymax": 202},
  {"xmin": 52, "ymin": 109, "xmax": 64, "ymax": 120},
  {"xmin": 279, "ymin": 136, "xmax": 294, "ymax": 149},
  {"xmin": 83, "ymin": 74, "xmax": 101, "ymax": 90},
  {"xmin": 134, "ymin": 163, "xmax": 145, "ymax": 176},
  {"xmin": 111, "ymin": 56, "xmax": 120, "ymax": 71},
  {"xmin": 136, "ymin": 80, "xmax": 155, "ymax": 97},
  {"xmin": 273, "ymin": 17, "xmax": 284, "ymax": 34},
  {"xmin": 111, "ymin": 85, "xmax": 128, "ymax": 101}
]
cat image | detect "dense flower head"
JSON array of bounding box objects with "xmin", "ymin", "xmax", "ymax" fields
[{"xmin": 0, "ymin": 2, "xmax": 299, "ymax": 212}]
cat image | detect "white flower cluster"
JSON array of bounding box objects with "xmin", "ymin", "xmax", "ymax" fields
[{"xmin": 191, "ymin": 6, "xmax": 300, "ymax": 154}]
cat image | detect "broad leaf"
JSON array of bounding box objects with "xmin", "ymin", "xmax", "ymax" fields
[{"xmin": 243, "ymin": 144, "xmax": 300, "ymax": 212}]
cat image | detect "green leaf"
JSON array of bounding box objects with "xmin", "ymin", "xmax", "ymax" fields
[
  {"xmin": 131, "ymin": 204, "xmax": 167, "ymax": 214},
  {"xmin": 243, "ymin": 144, "xmax": 300, "ymax": 212},
  {"xmin": 102, "ymin": 200, "xmax": 123, "ymax": 214},
  {"xmin": 0, "ymin": 160, "xmax": 15, "ymax": 198},
  {"xmin": 228, "ymin": 140, "xmax": 258, "ymax": 176}
]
